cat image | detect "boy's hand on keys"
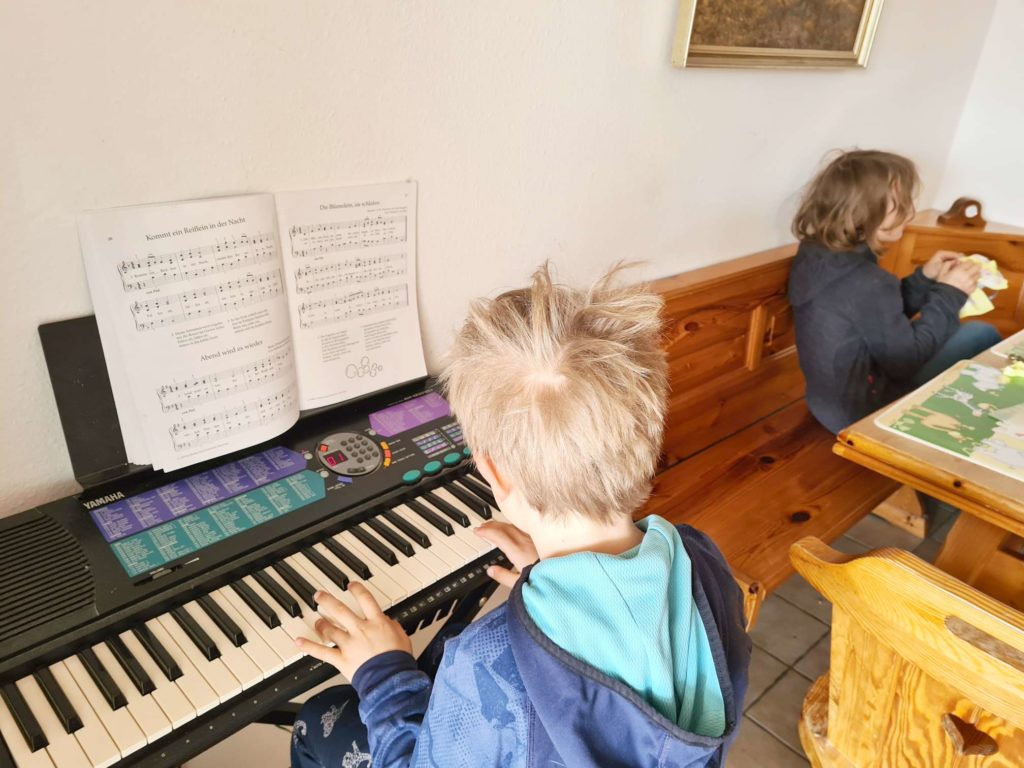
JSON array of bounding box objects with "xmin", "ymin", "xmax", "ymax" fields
[
  {"xmin": 295, "ymin": 584, "xmax": 413, "ymax": 679},
  {"xmin": 923, "ymin": 250, "xmax": 963, "ymax": 280},
  {"xmin": 475, "ymin": 521, "xmax": 539, "ymax": 588},
  {"xmin": 938, "ymin": 258, "xmax": 982, "ymax": 295}
]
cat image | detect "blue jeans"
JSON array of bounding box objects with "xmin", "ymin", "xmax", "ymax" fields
[{"xmin": 909, "ymin": 320, "xmax": 1002, "ymax": 388}]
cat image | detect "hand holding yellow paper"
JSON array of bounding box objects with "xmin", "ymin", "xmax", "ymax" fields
[{"xmin": 959, "ymin": 254, "xmax": 1008, "ymax": 318}]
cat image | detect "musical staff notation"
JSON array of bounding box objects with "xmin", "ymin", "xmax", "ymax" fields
[
  {"xmin": 117, "ymin": 233, "xmax": 278, "ymax": 292},
  {"xmin": 131, "ymin": 269, "xmax": 284, "ymax": 331},
  {"xmin": 293, "ymin": 253, "xmax": 407, "ymax": 295},
  {"xmin": 156, "ymin": 347, "xmax": 292, "ymax": 412},
  {"xmin": 288, "ymin": 215, "xmax": 407, "ymax": 258},
  {"xmin": 298, "ymin": 285, "xmax": 409, "ymax": 329},
  {"xmin": 169, "ymin": 385, "xmax": 297, "ymax": 451}
]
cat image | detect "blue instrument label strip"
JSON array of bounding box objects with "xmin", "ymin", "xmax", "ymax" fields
[
  {"xmin": 111, "ymin": 470, "xmax": 326, "ymax": 577},
  {"xmin": 90, "ymin": 448, "xmax": 308, "ymax": 543}
]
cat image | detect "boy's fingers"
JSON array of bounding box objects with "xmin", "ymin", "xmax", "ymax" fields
[
  {"xmin": 315, "ymin": 591, "xmax": 359, "ymax": 629},
  {"xmin": 348, "ymin": 583, "xmax": 384, "ymax": 619},
  {"xmin": 486, "ymin": 565, "xmax": 520, "ymax": 588}
]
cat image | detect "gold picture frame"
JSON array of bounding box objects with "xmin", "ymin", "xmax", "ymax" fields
[{"xmin": 672, "ymin": 0, "xmax": 885, "ymax": 69}]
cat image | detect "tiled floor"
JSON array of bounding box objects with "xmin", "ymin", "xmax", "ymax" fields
[
  {"xmin": 724, "ymin": 510, "xmax": 954, "ymax": 767},
  {"xmin": 186, "ymin": 512, "xmax": 953, "ymax": 768}
]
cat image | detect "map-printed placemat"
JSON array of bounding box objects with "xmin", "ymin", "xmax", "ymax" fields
[
  {"xmin": 992, "ymin": 328, "xmax": 1024, "ymax": 360},
  {"xmin": 876, "ymin": 361, "xmax": 1024, "ymax": 480}
]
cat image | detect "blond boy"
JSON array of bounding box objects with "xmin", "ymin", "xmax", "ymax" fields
[{"xmin": 291, "ymin": 264, "xmax": 751, "ymax": 768}]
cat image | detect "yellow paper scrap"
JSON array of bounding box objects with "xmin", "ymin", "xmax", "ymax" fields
[{"xmin": 960, "ymin": 254, "xmax": 1008, "ymax": 318}]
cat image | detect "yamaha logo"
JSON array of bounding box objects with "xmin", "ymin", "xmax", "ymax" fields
[{"xmin": 83, "ymin": 492, "xmax": 126, "ymax": 510}]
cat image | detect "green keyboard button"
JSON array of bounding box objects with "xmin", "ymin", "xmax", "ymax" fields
[
  {"xmin": 443, "ymin": 452, "xmax": 462, "ymax": 467},
  {"xmin": 462, "ymin": 447, "xmax": 472, "ymax": 457},
  {"xmin": 402, "ymin": 470, "xmax": 422, "ymax": 485},
  {"xmin": 423, "ymin": 461, "xmax": 443, "ymax": 475}
]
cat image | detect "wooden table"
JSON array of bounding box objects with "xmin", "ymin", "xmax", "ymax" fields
[{"xmin": 834, "ymin": 332, "xmax": 1024, "ymax": 610}]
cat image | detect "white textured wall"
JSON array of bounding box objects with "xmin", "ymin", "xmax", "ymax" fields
[
  {"xmin": 0, "ymin": 1, "xmax": 996, "ymax": 514},
  {"xmin": 937, "ymin": 0, "xmax": 1024, "ymax": 226}
]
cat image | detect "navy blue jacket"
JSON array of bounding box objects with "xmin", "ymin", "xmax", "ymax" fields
[
  {"xmin": 350, "ymin": 525, "xmax": 751, "ymax": 767},
  {"xmin": 788, "ymin": 240, "xmax": 967, "ymax": 433}
]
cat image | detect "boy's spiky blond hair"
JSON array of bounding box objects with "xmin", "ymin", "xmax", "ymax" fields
[{"xmin": 440, "ymin": 263, "xmax": 667, "ymax": 522}]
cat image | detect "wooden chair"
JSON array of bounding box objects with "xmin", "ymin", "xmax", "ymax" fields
[{"xmin": 790, "ymin": 537, "xmax": 1024, "ymax": 767}]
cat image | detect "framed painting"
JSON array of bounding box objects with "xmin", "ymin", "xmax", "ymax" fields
[{"xmin": 672, "ymin": 0, "xmax": 886, "ymax": 69}]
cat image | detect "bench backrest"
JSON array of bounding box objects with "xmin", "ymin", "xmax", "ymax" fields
[
  {"xmin": 791, "ymin": 537, "xmax": 1024, "ymax": 764},
  {"xmin": 650, "ymin": 244, "xmax": 801, "ymax": 466}
]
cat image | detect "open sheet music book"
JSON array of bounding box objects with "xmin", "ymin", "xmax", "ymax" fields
[{"xmin": 78, "ymin": 181, "xmax": 426, "ymax": 472}]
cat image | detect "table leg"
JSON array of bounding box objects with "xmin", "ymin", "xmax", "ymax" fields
[{"xmin": 934, "ymin": 513, "xmax": 1011, "ymax": 584}]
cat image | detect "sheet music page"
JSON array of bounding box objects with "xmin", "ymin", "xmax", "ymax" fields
[
  {"xmin": 274, "ymin": 181, "xmax": 427, "ymax": 408},
  {"xmin": 78, "ymin": 194, "xmax": 300, "ymax": 471}
]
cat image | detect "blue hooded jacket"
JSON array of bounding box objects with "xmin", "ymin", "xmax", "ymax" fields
[{"xmin": 350, "ymin": 524, "xmax": 751, "ymax": 767}]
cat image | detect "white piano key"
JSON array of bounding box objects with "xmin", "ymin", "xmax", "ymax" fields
[
  {"xmin": 364, "ymin": 523, "xmax": 438, "ymax": 586},
  {"xmin": 206, "ymin": 590, "xmax": 284, "ymax": 675},
  {"xmin": 288, "ymin": 555, "xmax": 370, "ymax": 625},
  {"xmin": 240, "ymin": 575, "xmax": 319, "ymax": 645},
  {"xmin": 217, "ymin": 586, "xmax": 303, "ymax": 666},
  {"xmin": 153, "ymin": 614, "xmax": 242, "ymax": 704},
  {"xmin": 328, "ymin": 533, "xmax": 407, "ymax": 604},
  {"xmin": 429, "ymin": 489, "xmax": 497, "ymax": 555},
  {"xmin": 409, "ymin": 499, "xmax": 480, "ymax": 561},
  {"xmin": 15, "ymin": 675, "xmax": 91, "ymax": 768},
  {"xmin": 338, "ymin": 530, "xmax": 423, "ymax": 597},
  {"xmin": 0, "ymin": 692, "xmax": 55, "ymax": 768},
  {"xmin": 48, "ymin": 662, "xmax": 119, "ymax": 768},
  {"xmin": 259, "ymin": 569, "xmax": 323, "ymax": 635},
  {"xmin": 390, "ymin": 506, "xmax": 469, "ymax": 569},
  {"xmin": 310, "ymin": 542, "xmax": 392, "ymax": 609},
  {"xmin": 90, "ymin": 643, "xmax": 171, "ymax": 744},
  {"xmin": 375, "ymin": 516, "xmax": 452, "ymax": 578},
  {"xmin": 118, "ymin": 631, "xmax": 194, "ymax": 729},
  {"xmin": 179, "ymin": 603, "xmax": 263, "ymax": 690},
  {"xmin": 142, "ymin": 619, "xmax": 219, "ymax": 716},
  {"xmin": 62, "ymin": 655, "xmax": 147, "ymax": 759}
]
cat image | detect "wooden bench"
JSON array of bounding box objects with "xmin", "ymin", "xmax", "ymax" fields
[{"xmin": 638, "ymin": 245, "xmax": 897, "ymax": 623}]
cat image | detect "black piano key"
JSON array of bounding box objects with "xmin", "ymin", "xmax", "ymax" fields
[
  {"xmin": 351, "ymin": 525, "xmax": 399, "ymax": 566},
  {"xmin": 231, "ymin": 581, "xmax": 280, "ymax": 629},
  {"xmin": 0, "ymin": 728, "xmax": 16, "ymax": 768},
  {"xmin": 273, "ymin": 561, "xmax": 319, "ymax": 610},
  {"xmin": 423, "ymin": 491, "xmax": 471, "ymax": 527},
  {"xmin": 171, "ymin": 607, "xmax": 221, "ymax": 661},
  {"xmin": 366, "ymin": 518, "xmax": 415, "ymax": 557},
  {"xmin": 322, "ymin": 538, "xmax": 372, "ymax": 580},
  {"xmin": 106, "ymin": 636, "xmax": 155, "ymax": 696},
  {"xmin": 133, "ymin": 625, "xmax": 182, "ymax": 682},
  {"xmin": 33, "ymin": 667, "xmax": 83, "ymax": 734},
  {"xmin": 78, "ymin": 648, "xmax": 127, "ymax": 711},
  {"xmin": 468, "ymin": 467, "xmax": 487, "ymax": 484},
  {"xmin": 457, "ymin": 474, "xmax": 498, "ymax": 508},
  {"xmin": 445, "ymin": 482, "xmax": 492, "ymax": 520},
  {"xmin": 383, "ymin": 510, "xmax": 431, "ymax": 548},
  {"xmin": 302, "ymin": 548, "xmax": 350, "ymax": 591},
  {"xmin": 405, "ymin": 498, "xmax": 454, "ymax": 536},
  {"xmin": 197, "ymin": 594, "xmax": 246, "ymax": 647},
  {"xmin": 253, "ymin": 570, "xmax": 301, "ymax": 618},
  {"xmin": 0, "ymin": 683, "xmax": 46, "ymax": 752}
]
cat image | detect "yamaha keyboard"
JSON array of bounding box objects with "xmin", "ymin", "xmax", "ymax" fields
[{"xmin": 0, "ymin": 378, "xmax": 509, "ymax": 768}]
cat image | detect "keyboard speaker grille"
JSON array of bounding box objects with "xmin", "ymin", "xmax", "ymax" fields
[{"xmin": 0, "ymin": 515, "xmax": 93, "ymax": 644}]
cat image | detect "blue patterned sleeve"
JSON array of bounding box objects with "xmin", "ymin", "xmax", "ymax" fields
[{"xmin": 353, "ymin": 650, "xmax": 432, "ymax": 766}]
